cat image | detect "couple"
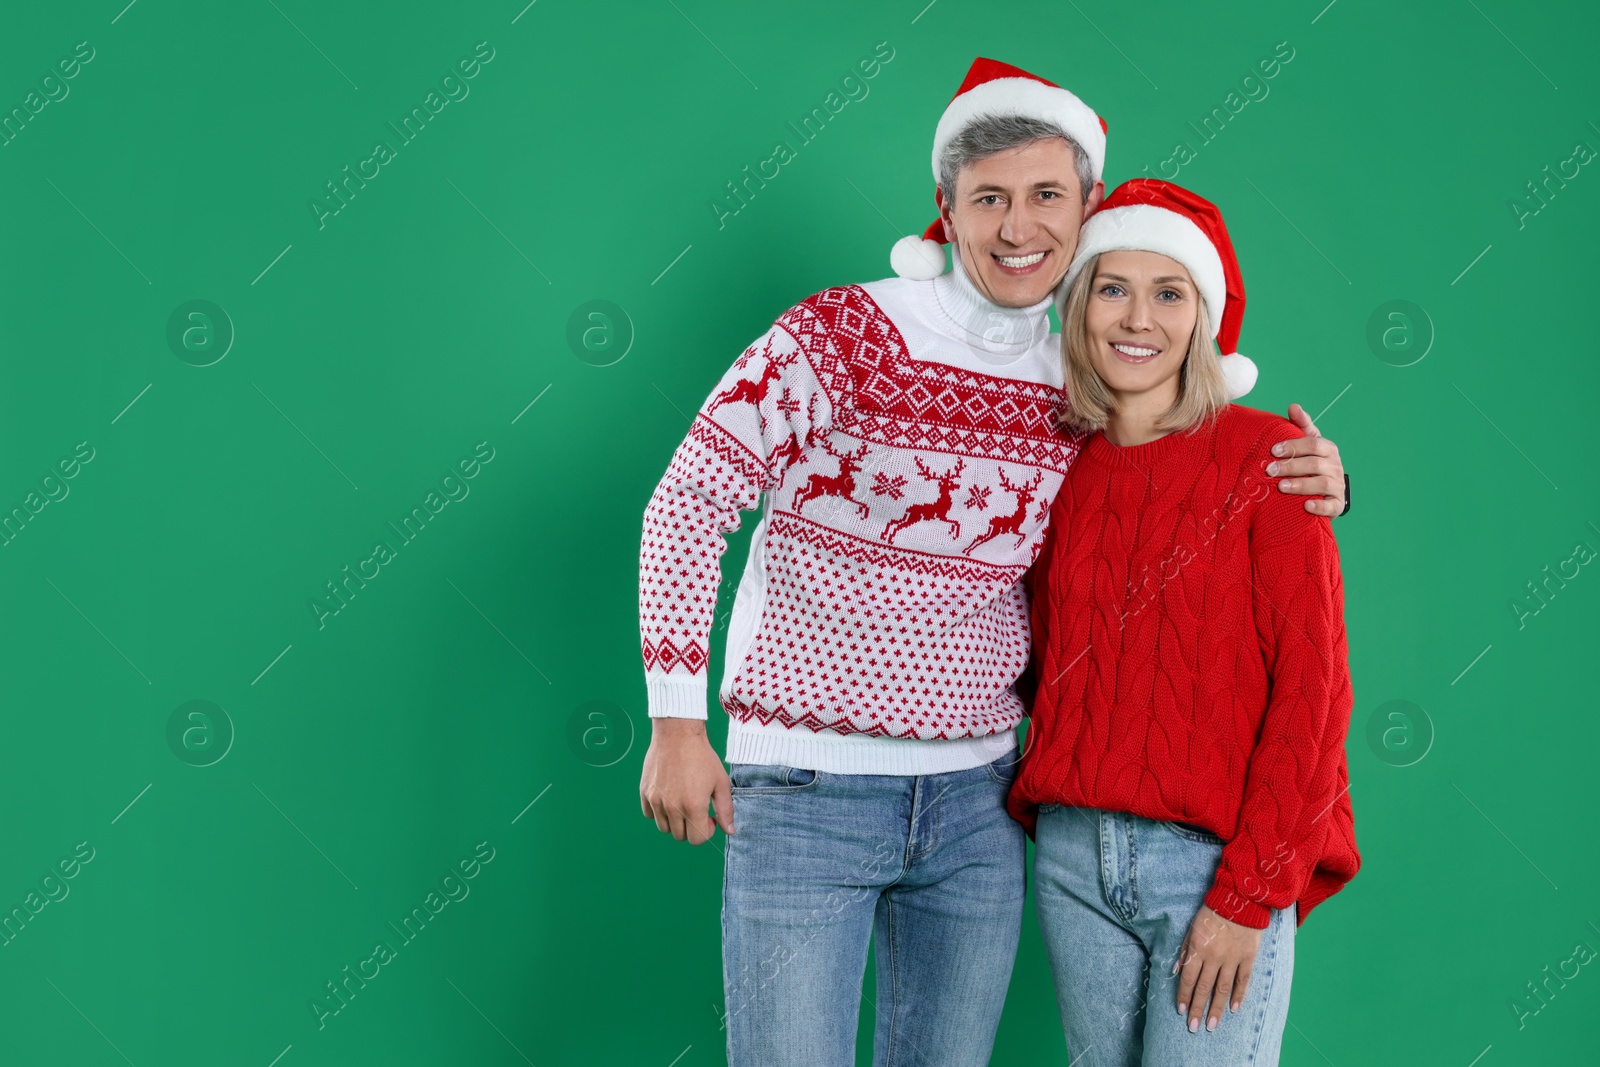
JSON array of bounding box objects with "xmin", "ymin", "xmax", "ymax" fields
[{"xmin": 638, "ymin": 57, "xmax": 1358, "ymax": 1067}]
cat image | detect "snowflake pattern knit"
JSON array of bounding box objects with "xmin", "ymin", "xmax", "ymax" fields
[
  {"xmin": 639, "ymin": 265, "xmax": 1084, "ymax": 763},
  {"xmin": 1007, "ymin": 404, "xmax": 1360, "ymax": 929}
]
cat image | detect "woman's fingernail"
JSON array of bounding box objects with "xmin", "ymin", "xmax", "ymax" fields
[
  {"xmin": 1177, "ymin": 1002, "xmax": 1187, "ymax": 1014},
  {"xmin": 1272, "ymin": 443, "xmax": 1286, "ymax": 456},
  {"xmin": 1266, "ymin": 462, "xmax": 1280, "ymax": 476},
  {"xmin": 1207, "ymin": 1018, "xmax": 1218, "ymax": 1032},
  {"xmin": 1189, "ymin": 1017, "xmax": 1200, "ymax": 1033},
  {"xmin": 1277, "ymin": 480, "xmax": 1291, "ymax": 492}
]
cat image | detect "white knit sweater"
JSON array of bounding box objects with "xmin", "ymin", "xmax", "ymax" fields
[{"xmin": 639, "ymin": 252, "xmax": 1084, "ymax": 774}]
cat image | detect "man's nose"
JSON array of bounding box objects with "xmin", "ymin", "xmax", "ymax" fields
[{"xmin": 999, "ymin": 201, "xmax": 1040, "ymax": 246}]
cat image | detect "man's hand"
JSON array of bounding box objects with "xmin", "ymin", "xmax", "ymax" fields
[
  {"xmin": 1271, "ymin": 403, "xmax": 1345, "ymax": 516},
  {"xmin": 1174, "ymin": 904, "xmax": 1264, "ymax": 1033},
  {"xmin": 640, "ymin": 717, "xmax": 734, "ymax": 845}
]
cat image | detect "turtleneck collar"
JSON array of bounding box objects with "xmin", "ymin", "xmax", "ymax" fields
[{"xmin": 930, "ymin": 247, "xmax": 1054, "ymax": 360}]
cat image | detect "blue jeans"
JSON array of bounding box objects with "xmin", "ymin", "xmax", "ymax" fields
[
  {"xmin": 721, "ymin": 757, "xmax": 1025, "ymax": 1067},
  {"xmin": 1033, "ymin": 805, "xmax": 1296, "ymax": 1067}
]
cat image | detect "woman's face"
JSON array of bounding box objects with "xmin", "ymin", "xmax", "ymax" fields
[{"xmin": 1083, "ymin": 249, "xmax": 1200, "ymax": 405}]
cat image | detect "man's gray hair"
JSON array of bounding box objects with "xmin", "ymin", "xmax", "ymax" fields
[{"xmin": 936, "ymin": 114, "xmax": 1095, "ymax": 205}]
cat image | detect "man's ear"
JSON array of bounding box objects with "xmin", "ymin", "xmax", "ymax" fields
[
  {"xmin": 937, "ymin": 185, "xmax": 956, "ymax": 243},
  {"xmin": 1082, "ymin": 179, "xmax": 1106, "ymax": 220}
]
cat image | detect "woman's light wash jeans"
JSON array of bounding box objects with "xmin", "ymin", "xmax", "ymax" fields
[
  {"xmin": 721, "ymin": 757, "xmax": 1025, "ymax": 1067},
  {"xmin": 1033, "ymin": 804, "xmax": 1296, "ymax": 1066}
]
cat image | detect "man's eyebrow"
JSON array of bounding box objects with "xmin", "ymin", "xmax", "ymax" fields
[{"xmin": 967, "ymin": 179, "xmax": 1073, "ymax": 194}]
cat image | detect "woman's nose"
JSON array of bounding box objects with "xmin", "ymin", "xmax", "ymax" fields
[{"xmin": 1121, "ymin": 296, "xmax": 1154, "ymax": 330}]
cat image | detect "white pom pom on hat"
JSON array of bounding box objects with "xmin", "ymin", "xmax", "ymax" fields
[
  {"xmin": 1219, "ymin": 351, "xmax": 1258, "ymax": 398},
  {"xmin": 891, "ymin": 57, "xmax": 1107, "ymax": 282},
  {"xmin": 890, "ymin": 228, "xmax": 947, "ymax": 282},
  {"xmin": 1056, "ymin": 178, "xmax": 1259, "ymax": 400}
]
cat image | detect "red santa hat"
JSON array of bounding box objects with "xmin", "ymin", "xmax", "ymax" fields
[
  {"xmin": 890, "ymin": 57, "xmax": 1107, "ymax": 281},
  {"xmin": 1056, "ymin": 178, "xmax": 1258, "ymax": 399}
]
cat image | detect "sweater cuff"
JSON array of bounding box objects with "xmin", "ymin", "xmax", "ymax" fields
[
  {"xmin": 1203, "ymin": 883, "xmax": 1272, "ymax": 931},
  {"xmin": 646, "ymin": 674, "xmax": 709, "ymax": 719}
]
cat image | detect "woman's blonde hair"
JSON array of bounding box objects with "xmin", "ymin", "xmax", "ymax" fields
[{"xmin": 1055, "ymin": 253, "xmax": 1230, "ymax": 436}]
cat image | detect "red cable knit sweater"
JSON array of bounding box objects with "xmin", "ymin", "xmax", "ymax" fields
[{"xmin": 1008, "ymin": 404, "xmax": 1360, "ymax": 929}]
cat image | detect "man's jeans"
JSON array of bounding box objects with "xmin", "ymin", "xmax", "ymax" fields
[
  {"xmin": 721, "ymin": 756, "xmax": 1025, "ymax": 1067},
  {"xmin": 1033, "ymin": 805, "xmax": 1296, "ymax": 1067}
]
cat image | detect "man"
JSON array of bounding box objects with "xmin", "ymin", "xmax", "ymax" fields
[{"xmin": 638, "ymin": 58, "xmax": 1345, "ymax": 1066}]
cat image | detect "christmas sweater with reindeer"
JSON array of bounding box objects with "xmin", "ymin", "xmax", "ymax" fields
[{"xmin": 639, "ymin": 251, "xmax": 1084, "ymax": 774}]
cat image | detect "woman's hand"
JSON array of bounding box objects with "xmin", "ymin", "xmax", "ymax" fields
[{"xmin": 1173, "ymin": 904, "xmax": 1263, "ymax": 1033}]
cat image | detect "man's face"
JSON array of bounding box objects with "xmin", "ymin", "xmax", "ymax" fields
[{"xmin": 940, "ymin": 137, "xmax": 1105, "ymax": 309}]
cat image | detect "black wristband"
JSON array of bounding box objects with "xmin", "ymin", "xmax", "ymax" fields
[{"xmin": 1340, "ymin": 473, "xmax": 1351, "ymax": 516}]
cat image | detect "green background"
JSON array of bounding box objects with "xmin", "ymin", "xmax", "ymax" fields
[{"xmin": 1, "ymin": 0, "xmax": 1595, "ymax": 1063}]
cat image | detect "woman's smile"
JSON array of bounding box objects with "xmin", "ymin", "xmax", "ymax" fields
[{"xmin": 1108, "ymin": 340, "xmax": 1162, "ymax": 363}]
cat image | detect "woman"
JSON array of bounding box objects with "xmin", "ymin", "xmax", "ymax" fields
[{"xmin": 1008, "ymin": 179, "xmax": 1360, "ymax": 1066}]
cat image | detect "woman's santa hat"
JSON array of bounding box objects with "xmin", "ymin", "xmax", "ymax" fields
[
  {"xmin": 889, "ymin": 57, "xmax": 1107, "ymax": 282},
  {"xmin": 1056, "ymin": 178, "xmax": 1259, "ymax": 399}
]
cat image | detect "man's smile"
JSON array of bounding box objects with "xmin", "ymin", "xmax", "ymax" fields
[{"xmin": 992, "ymin": 249, "xmax": 1051, "ymax": 275}]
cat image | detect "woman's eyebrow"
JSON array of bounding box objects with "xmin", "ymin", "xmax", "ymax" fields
[{"xmin": 1093, "ymin": 273, "xmax": 1192, "ymax": 286}]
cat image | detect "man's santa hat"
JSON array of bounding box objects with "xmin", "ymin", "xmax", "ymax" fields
[
  {"xmin": 1056, "ymin": 179, "xmax": 1259, "ymax": 399},
  {"xmin": 889, "ymin": 57, "xmax": 1107, "ymax": 282}
]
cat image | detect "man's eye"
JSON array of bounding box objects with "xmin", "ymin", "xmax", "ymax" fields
[
  {"xmin": 1039, "ymin": 191, "xmax": 1058, "ymax": 200},
  {"xmin": 979, "ymin": 195, "xmax": 1000, "ymax": 205}
]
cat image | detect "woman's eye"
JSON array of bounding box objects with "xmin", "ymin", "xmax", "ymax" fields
[
  {"xmin": 1157, "ymin": 289, "xmax": 1181, "ymax": 302},
  {"xmin": 1097, "ymin": 285, "xmax": 1125, "ymax": 298}
]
